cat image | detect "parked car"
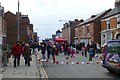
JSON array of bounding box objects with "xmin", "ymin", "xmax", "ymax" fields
[{"xmin": 102, "ymin": 39, "xmax": 120, "ymax": 74}]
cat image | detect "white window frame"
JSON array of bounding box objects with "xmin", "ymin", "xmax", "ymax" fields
[
  {"xmin": 106, "ymin": 19, "xmax": 110, "ymax": 29},
  {"xmin": 82, "ymin": 25, "xmax": 84, "ymax": 35},
  {"xmin": 101, "ymin": 34, "xmax": 106, "ymax": 47},
  {"xmin": 117, "ymin": 16, "xmax": 120, "ymax": 28}
]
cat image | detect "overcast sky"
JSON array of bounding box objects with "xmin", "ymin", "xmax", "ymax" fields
[{"xmin": 0, "ymin": 0, "xmax": 115, "ymax": 40}]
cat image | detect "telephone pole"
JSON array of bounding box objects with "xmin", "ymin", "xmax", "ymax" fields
[{"xmin": 17, "ymin": 0, "xmax": 20, "ymax": 41}]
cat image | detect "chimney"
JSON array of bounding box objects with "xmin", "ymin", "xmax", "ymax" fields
[
  {"xmin": 115, "ymin": 0, "xmax": 120, "ymax": 7},
  {"xmin": 79, "ymin": 19, "xmax": 84, "ymax": 23},
  {"xmin": 91, "ymin": 15, "xmax": 96, "ymax": 18},
  {"xmin": 74, "ymin": 19, "xmax": 78, "ymax": 21}
]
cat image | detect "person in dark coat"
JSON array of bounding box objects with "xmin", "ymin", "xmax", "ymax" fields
[
  {"xmin": 23, "ymin": 43, "xmax": 31, "ymax": 66},
  {"xmin": 63, "ymin": 43, "xmax": 68, "ymax": 55},
  {"xmin": 41, "ymin": 44, "xmax": 46, "ymax": 59},
  {"xmin": 47, "ymin": 43, "xmax": 52, "ymax": 59}
]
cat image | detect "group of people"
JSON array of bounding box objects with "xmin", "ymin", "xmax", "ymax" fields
[
  {"xmin": 10, "ymin": 40, "xmax": 100, "ymax": 67},
  {"xmin": 38, "ymin": 41, "xmax": 98, "ymax": 62},
  {"xmin": 11, "ymin": 41, "xmax": 31, "ymax": 67},
  {"xmin": 77, "ymin": 42, "xmax": 100, "ymax": 61}
]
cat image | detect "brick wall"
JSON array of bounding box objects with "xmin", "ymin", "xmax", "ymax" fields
[
  {"xmin": 110, "ymin": 17, "xmax": 117, "ymax": 29},
  {"xmin": 101, "ymin": 20, "xmax": 106, "ymax": 31},
  {"xmin": 4, "ymin": 11, "xmax": 30, "ymax": 46},
  {"xmin": 62, "ymin": 27, "xmax": 70, "ymax": 42}
]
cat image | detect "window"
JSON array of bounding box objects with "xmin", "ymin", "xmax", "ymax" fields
[
  {"xmin": 106, "ymin": 32, "xmax": 112, "ymax": 42},
  {"xmin": 82, "ymin": 26, "xmax": 84, "ymax": 35},
  {"xmin": 102, "ymin": 34, "xmax": 106, "ymax": 46},
  {"xmin": 117, "ymin": 16, "xmax": 120, "ymax": 28},
  {"xmin": 106, "ymin": 19, "xmax": 110, "ymax": 29},
  {"xmin": 87, "ymin": 26, "xmax": 90, "ymax": 34},
  {"xmin": 107, "ymin": 42, "xmax": 120, "ymax": 53},
  {"xmin": 75, "ymin": 28, "xmax": 78, "ymax": 36}
]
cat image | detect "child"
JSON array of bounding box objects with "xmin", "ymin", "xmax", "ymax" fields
[
  {"xmin": 70, "ymin": 46, "xmax": 75, "ymax": 58},
  {"xmin": 88, "ymin": 47, "xmax": 94, "ymax": 61}
]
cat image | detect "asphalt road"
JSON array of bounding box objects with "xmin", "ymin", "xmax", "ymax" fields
[{"xmin": 41, "ymin": 52, "xmax": 120, "ymax": 79}]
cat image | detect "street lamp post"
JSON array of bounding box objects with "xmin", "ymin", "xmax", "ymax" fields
[{"xmin": 17, "ymin": 0, "xmax": 20, "ymax": 41}]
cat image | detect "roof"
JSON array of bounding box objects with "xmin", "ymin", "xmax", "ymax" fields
[
  {"xmin": 107, "ymin": 39, "xmax": 120, "ymax": 43},
  {"xmin": 5, "ymin": 11, "xmax": 16, "ymax": 16},
  {"xmin": 77, "ymin": 9, "xmax": 111, "ymax": 26},
  {"xmin": 102, "ymin": 6, "xmax": 120, "ymax": 19}
]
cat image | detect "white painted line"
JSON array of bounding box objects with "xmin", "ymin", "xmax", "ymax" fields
[
  {"xmin": 90, "ymin": 62, "xmax": 94, "ymax": 64},
  {"xmin": 61, "ymin": 62, "xmax": 64, "ymax": 64},
  {"xmin": 82, "ymin": 62, "xmax": 85, "ymax": 64},
  {"xmin": 71, "ymin": 62, "xmax": 74, "ymax": 65}
]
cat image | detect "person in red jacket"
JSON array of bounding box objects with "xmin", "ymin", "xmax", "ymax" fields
[{"xmin": 12, "ymin": 41, "xmax": 23, "ymax": 67}]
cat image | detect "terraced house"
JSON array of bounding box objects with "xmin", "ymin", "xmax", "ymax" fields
[
  {"xmin": 76, "ymin": 9, "xmax": 111, "ymax": 47},
  {"xmin": 101, "ymin": 0, "xmax": 120, "ymax": 47},
  {"xmin": 4, "ymin": 11, "xmax": 33, "ymax": 46}
]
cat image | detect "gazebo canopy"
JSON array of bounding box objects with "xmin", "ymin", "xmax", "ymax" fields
[{"xmin": 54, "ymin": 37, "xmax": 67, "ymax": 42}]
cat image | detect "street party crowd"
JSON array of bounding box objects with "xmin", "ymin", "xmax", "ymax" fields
[{"xmin": 2, "ymin": 40, "xmax": 101, "ymax": 67}]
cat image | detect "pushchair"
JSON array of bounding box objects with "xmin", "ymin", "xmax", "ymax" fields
[{"xmin": 41, "ymin": 57, "xmax": 48, "ymax": 67}]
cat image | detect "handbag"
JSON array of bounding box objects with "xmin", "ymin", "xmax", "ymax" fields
[{"xmin": 29, "ymin": 56, "xmax": 32, "ymax": 61}]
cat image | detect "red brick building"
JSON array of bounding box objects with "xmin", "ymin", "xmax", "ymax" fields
[
  {"xmin": 4, "ymin": 11, "xmax": 32, "ymax": 46},
  {"xmin": 62, "ymin": 19, "xmax": 81, "ymax": 44},
  {"xmin": 76, "ymin": 9, "xmax": 111, "ymax": 47},
  {"xmin": 101, "ymin": 0, "xmax": 120, "ymax": 47}
]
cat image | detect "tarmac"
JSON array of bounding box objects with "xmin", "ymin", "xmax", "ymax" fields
[{"xmin": 0, "ymin": 50, "xmax": 47, "ymax": 79}]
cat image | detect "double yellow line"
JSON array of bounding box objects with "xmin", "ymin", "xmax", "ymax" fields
[{"xmin": 40, "ymin": 62, "xmax": 49, "ymax": 80}]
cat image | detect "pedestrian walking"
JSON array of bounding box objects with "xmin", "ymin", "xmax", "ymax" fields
[
  {"xmin": 11, "ymin": 41, "xmax": 23, "ymax": 67},
  {"xmin": 23, "ymin": 43, "xmax": 31, "ymax": 66}
]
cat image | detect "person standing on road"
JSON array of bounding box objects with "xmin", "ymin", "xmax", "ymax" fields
[
  {"xmin": 41, "ymin": 43, "xmax": 46, "ymax": 59},
  {"xmin": 46, "ymin": 43, "xmax": 52, "ymax": 59},
  {"xmin": 51, "ymin": 45, "xmax": 56, "ymax": 63},
  {"xmin": 81, "ymin": 44, "xmax": 87, "ymax": 57},
  {"xmin": 88, "ymin": 45, "xmax": 94, "ymax": 61},
  {"xmin": 63, "ymin": 43, "xmax": 68, "ymax": 55},
  {"xmin": 70, "ymin": 46, "xmax": 75, "ymax": 58},
  {"xmin": 23, "ymin": 43, "xmax": 31, "ymax": 66},
  {"xmin": 12, "ymin": 41, "xmax": 23, "ymax": 67}
]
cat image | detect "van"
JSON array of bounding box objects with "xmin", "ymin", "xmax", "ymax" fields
[{"xmin": 102, "ymin": 39, "xmax": 120, "ymax": 74}]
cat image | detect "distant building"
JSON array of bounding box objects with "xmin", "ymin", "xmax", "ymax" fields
[
  {"xmin": 56, "ymin": 30, "xmax": 62, "ymax": 38},
  {"xmin": 33, "ymin": 32, "xmax": 39, "ymax": 42},
  {"xmin": 52, "ymin": 34, "xmax": 56, "ymax": 40},
  {"xmin": 29, "ymin": 24, "xmax": 34, "ymax": 43},
  {"xmin": 62, "ymin": 19, "xmax": 81, "ymax": 44},
  {"xmin": 101, "ymin": 0, "xmax": 120, "ymax": 47}
]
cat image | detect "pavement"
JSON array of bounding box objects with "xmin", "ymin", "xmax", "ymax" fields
[{"xmin": 0, "ymin": 51, "xmax": 47, "ymax": 79}]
